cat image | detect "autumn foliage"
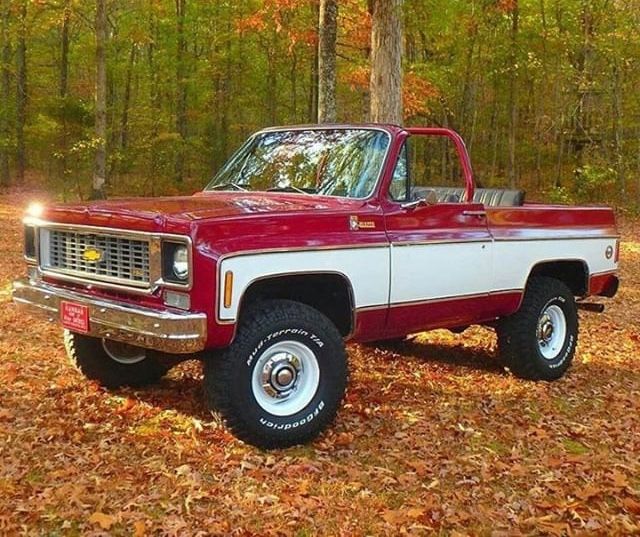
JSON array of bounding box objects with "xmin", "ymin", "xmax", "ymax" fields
[{"xmin": 1, "ymin": 191, "xmax": 639, "ymax": 534}]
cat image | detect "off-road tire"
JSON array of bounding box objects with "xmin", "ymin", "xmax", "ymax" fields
[
  {"xmin": 204, "ymin": 300, "xmax": 348, "ymax": 449},
  {"xmin": 496, "ymin": 277, "xmax": 578, "ymax": 381},
  {"xmin": 64, "ymin": 331, "xmax": 168, "ymax": 388}
]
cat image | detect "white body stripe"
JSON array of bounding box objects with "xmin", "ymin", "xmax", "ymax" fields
[
  {"xmin": 390, "ymin": 241, "xmax": 492, "ymax": 304},
  {"xmin": 218, "ymin": 237, "xmax": 618, "ymax": 322},
  {"xmin": 218, "ymin": 248, "xmax": 390, "ymax": 321},
  {"xmin": 491, "ymin": 238, "xmax": 617, "ymax": 292}
]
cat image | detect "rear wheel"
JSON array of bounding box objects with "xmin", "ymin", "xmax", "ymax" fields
[
  {"xmin": 497, "ymin": 276, "xmax": 578, "ymax": 381},
  {"xmin": 204, "ymin": 300, "xmax": 348, "ymax": 449},
  {"xmin": 64, "ymin": 331, "xmax": 168, "ymax": 388}
]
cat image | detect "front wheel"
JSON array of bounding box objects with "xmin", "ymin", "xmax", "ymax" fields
[
  {"xmin": 204, "ymin": 300, "xmax": 348, "ymax": 449},
  {"xmin": 496, "ymin": 276, "xmax": 578, "ymax": 381},
  {"xmin": 64, "ymin": 331, "xmax": 169, "ymax": 388}
]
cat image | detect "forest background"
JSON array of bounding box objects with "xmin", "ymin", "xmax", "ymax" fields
[{"xmin": 0, "ymin": 0, "xmax": 638, "ymax": 209}]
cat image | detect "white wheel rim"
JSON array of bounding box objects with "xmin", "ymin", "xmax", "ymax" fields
[
  {"xmin": 537, "ymin": 305, "xmax": 567, "ymax": 360},
  {"xmin": 102, "ymin": 339, "xmax": 147, "ymax": 365},
  {"xmin": 251, "ymin": 340, "xmax": 320, "ymax": 417}
]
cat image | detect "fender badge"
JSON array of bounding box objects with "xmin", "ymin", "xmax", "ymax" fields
[
  {"xmin": 605, "ymin": 246, "xmax": 614, "ymax": 260},
  {"xmin": 349, "ymin": 215, "xmax": 376, "ymax": 231}
]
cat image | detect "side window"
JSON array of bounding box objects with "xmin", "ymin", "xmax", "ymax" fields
[
  {"xmin": 389, "ymin": 143, "xmax": 409, "ymax": 201},
  {"xmin": 407, "ymin": 135, "xmax": 466, "ymax": 203}
]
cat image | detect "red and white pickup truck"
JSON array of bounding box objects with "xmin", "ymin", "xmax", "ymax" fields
[{"xmin": 13, "ymin": 125, "xmax": 620, "ymax": 448}]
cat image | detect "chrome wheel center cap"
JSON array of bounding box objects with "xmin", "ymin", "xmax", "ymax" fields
[
  {"xmin": 261, "ymin": 353, "xmax": 301, "ymax": 399},
  {"xmin": 538, "ymin": 315, "xmax": 555, "ymax": 345},
  {"xmin": 274, "ymin": 366, "xmax": 295, "ymax": 388}
]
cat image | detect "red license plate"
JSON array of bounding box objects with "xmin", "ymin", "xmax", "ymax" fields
[{"xmin": 60, "ymin": 302, "xmax": 90, "ymax": 333}]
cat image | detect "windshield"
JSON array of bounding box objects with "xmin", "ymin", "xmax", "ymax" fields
[{"xmin": 206, "ymin": 128, "xmax": 390, "ymax": 199}]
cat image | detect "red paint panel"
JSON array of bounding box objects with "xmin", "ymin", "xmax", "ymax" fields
[
  {"xmin": 589, "ymin": 272, "xmax": 619, "ymax": 297},
  {"xmin": 487, "ymin": 206, "xmax": 617, "ymax": 239},
  {"xmin": 351, "ymin": 308, "xmax": 388, "ymax": 342},
  {"xmin": 382, "ymin": 292, "xmax": 523, "ymax": 339}
]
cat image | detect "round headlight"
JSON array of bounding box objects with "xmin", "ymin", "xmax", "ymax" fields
[{"xmin": 172, "ymin": 246, "xmax": 189, "ymax": 281}]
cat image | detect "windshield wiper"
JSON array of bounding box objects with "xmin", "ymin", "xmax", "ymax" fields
[
  {"xmin": 267, "ymin": 185, "xmax": 314, "ymax": 196},
  {"xmin": 210, "ymin": 182, "xmax": 249, "ymax": 192}
]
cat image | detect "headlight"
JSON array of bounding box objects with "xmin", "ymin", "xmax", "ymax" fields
[
  {"xmin": 162, "ymin": 241, "xmax": 191, "ymax": 285},
  {"xmin": 172, "ymin": 246, "xmax": 189, "ymax": 281}
]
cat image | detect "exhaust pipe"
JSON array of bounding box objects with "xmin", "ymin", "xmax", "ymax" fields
[{"xmin": 577, "ymin": 302, "xmax": 605, "ymax": 314}]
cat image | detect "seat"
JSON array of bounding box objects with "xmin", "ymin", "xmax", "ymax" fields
[
  {"xmin": 472, "ymin": 188, "xmax": 525, "ymax": 207},
  {"xmin": 411, "ymin": 186, "xmax": 525, "ymax": 207},
  {"xmin": 412, "ymin": 186, "xmax": 463, "ymax": 203}
]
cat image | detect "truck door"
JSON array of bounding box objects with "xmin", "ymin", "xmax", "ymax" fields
[{"xmin": 382, "ymin": 129, "xmax": 494, "ymax": 337}]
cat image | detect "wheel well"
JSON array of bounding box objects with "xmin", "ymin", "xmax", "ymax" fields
[
  {"xmin": 528, "ymin": 260, "xmax": 588, "ymax": 296},
  {"xmin": 239, "ymin": 273, "xmax": 354, "ymax": 337}
]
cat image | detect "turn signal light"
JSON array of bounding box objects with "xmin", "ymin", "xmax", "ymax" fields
[{"xmin": 224, "ymin": 271, "xmax": 234, "ymax": 309}]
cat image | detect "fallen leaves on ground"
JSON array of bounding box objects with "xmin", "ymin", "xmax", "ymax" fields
[{"xmin": 0, "ymin": 192, "xmax": 639, "ymax": 535}]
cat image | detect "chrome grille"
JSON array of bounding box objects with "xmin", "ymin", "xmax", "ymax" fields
[{"xmin": 43, "ymin": 229, "xmax": 150, "ymax": 286}]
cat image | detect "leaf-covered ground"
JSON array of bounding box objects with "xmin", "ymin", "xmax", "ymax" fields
[{"xmin": 1, "ymin": 192, "xmax": 639, "ymax": 536}]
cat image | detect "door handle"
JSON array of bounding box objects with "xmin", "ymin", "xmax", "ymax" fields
[{"xmin": 462, "ymin": 210, "xmax": 487, "ymax": 218}]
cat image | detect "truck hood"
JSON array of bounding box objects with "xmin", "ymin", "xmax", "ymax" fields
[{"xmin": 41, "ymin": 192, "xmax": 358, "ymax": 231}]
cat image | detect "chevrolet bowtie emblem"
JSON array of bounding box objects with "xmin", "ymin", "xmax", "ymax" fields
[{"xmin": 82, "ymin": 247, "xmax": 103, "ymax": 263}]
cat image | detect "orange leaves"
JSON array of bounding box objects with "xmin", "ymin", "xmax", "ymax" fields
[
  {"xmin": 339, "ymin": 0, "xmax": 371, "ymax": 50},
  {"xmin": 1, "ymin": 193, "xmax": 640, "ymax": 534},
  {"xmin": 235, "ymin": 12, "xmax": 268, "ymax": 34},
  {"xmin": 88, "ymin": 512, "xmax": 116, "ymax": 530},
  {"xmin": 344, "ymin": 67, "xmax": 439, "ymax": 119},
  {"xmin": 344, "ymin": 66, "xmax": 370, "ymax": 91},
  {"xmin": 608, "ymin": 469, "xmax": 630, "ymax": 490},
  {"xmin": 382, "ymin": 506, "xmax": 427, "ymax": 525},
  {"xmin": 133, "ymin": 520, "xmax": 147, "ymax": 537},
  {"xmin": 576, "ymin": 484, "xmax": 601, "ymax": 501},
  {"xmin": 495, "ymin": 0, "xmax": 519, "ymax": 14},
  {"xmin": 621, "ymin": 497, "xmax": 640, "ymax": 515},
  {"xmin": 236, "ymin": 0, "xmax": 315, "ymax": 52},
  {"xmin": 403, "ymin": 72, "xmax": 439, "ymax": 120}
]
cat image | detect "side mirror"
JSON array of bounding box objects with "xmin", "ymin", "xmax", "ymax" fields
[
  {"xmin": 401, "ymin": 189, "xmax": 437, "ymax": 210},
  {"xmin": 401, "ymin": 198, "xmax": 427, "ymax": 211}
]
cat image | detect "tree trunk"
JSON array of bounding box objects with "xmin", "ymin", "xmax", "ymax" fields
[
  {"xmin": 147, "ymin": 8, "xmax": 160, "ymax": 196},
  {"xmin": 0, "ymin": 0, "xmax": 10, "ymax": 186},
  {"xmin": 507, "ymin": 0, "xmax": 519, "ymax": 188},
  {"xmin": 266, "ymin": 31, "xmax": 278, "ymax": 125},
  {"xmin": 459, "ymin": 20, "xmax": 477, "ymax": 138},
  {"xmin": 308, "ymin": 0, "xmax": 319, "ymax": 123},
  {"xmin": 218, "ymin": 4, "xmax": 232, "ymax": 169},
  {"xmin": 611, "ymin": 62, "xmax": 624, "ymax": 196},
  {"xmin": 174, "ymin": 0, "xmax": 187, "ymax": 183},
  {"xmin": 58, "ymin": 0, "xmax": 70, "ymax": 187},
  {"xmin": 92, "ymin": 0, "xmax": 107, "ymax": 199},
  {"xmin": 369, "ymin": 0, "xmax": 403, "ymax": 124},
  {"xmin": 535, "ymin": 0, "xmax": 548, "ymax": 189},
  {"xmin": 120, "ymin": 44, "xmax": 136, "ymax": 154},
  {"xmin": 290, "ymin": 50, "xmax": 298, "ymax": 121},
  {"xmin": 317, "ymin": 0, "xmax": 337, "ymax": 123},
  {"xmin": 16, "ymin": 0, "xmax": 27, "ymax": 183}
]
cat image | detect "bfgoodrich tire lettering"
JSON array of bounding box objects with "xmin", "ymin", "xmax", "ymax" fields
[
  {"xmin": 204, "ymin": 300, "xmax": 348, "ymax": 449},
  {"xmin": 497, "ymin": 276, "xmax": 578, "ymax": 381}
]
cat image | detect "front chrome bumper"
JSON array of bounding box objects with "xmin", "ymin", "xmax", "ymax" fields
[{"xmin": 12, "ymin": 278, "xmax": 207, "ymax": 354}]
